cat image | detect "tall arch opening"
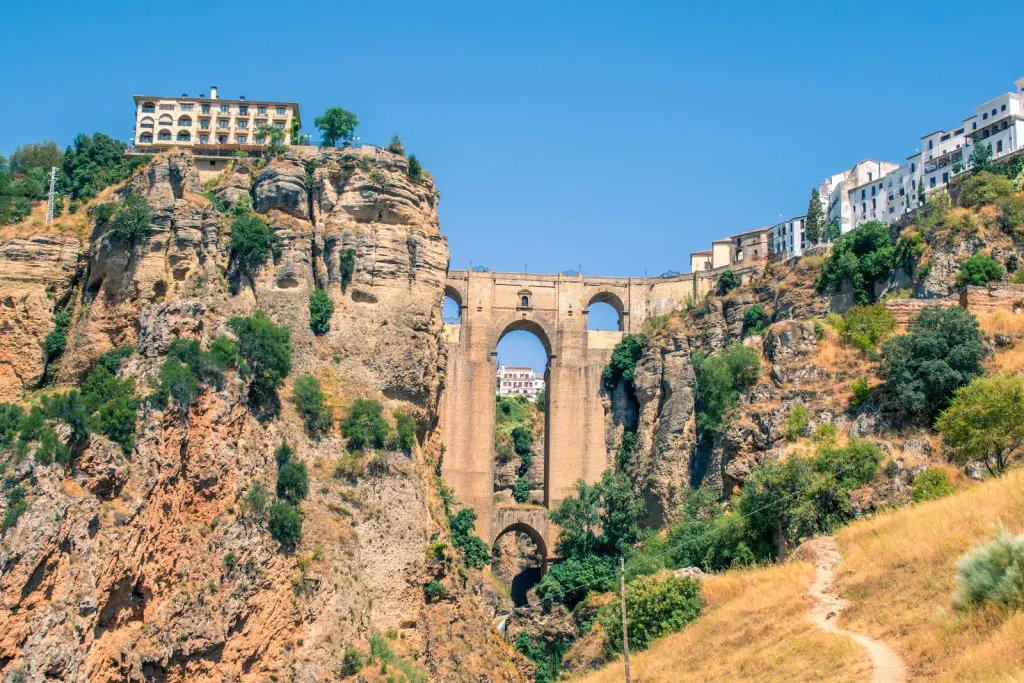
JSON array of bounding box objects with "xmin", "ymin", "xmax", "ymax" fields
[
  {"xmin": 442, "ymin": 285, "xmax": 462, "ymax": 324},
  {"xmin": 492, "ymin": 524, "xmax": 547, "ymax": 606},
  {"xmin": 586, "ymin": 292, "xmax": 625, "ymax": 331}
]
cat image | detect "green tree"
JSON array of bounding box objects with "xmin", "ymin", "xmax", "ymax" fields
[
  {"xmin": 840, "ymin": 303, "xmax": 896, "ymax": 351},
  {"xmin": 339, "ymin": 248, "xmax": 356, "ymax": 292},
  {"xmin": 308, "ymin": 289, "xmax": 334, "ymax": 335},
  {"xmin": 255, "ymin": 124, "xmax": 286, "ymax": 156},
  {"xmin": 407, "ymin": 154, "xmax": 423, "ymax": 182},
  {"xmin": 693, "ymin": 343, "xmax": 760, "ymax": 434},
  {"xmin": 936, "ymin": 374, "xmax": 1024, "ymax": 475},
  {"xmin": 742, "ymin": 304, "xmax": 770, "ymax": 337},
  {"xmin": 155, "ymin": 358, "xmax": 198, "ymax": 409},
  {"xmin": 393, "ymin": 410, "xmax": 417, "ymax": 454},
  {"xmin": 785, "ymin": 404, "xmax": 809, "ymax": 440},
  {"xmin": 341, "ymin": 398, "xmax": 389, "ymax": 451},
  {"xmin": 957, "ymin": 254, "xmax": 1004, "ymax": 286},
  {"xmin": 805, "ymin": 188, "xmax": 824, "ymax": 244},
  {"xmin": 512, "ymin": 476, "xmax": 530, "ymax": 503},
  {"xmin": 716, "ymin": 269, "xmax": 739, "ymax": 295},
  {"xmin": 107, "ymin": 194, "xmax": 152, "ymax": 243},
  {"xmin": 268, "ymin": 500, "xmax": 302, "ymax": 546},
  {"xmin": 229, "ymin": 211, "xmax": 276, "ymax": 273},
  {"xmin": 277, "ymin": 460, "xmax": 310, "ymax": 504},
  {"xmin": 816, "ymin": 221, "xmax": 896, "ymax": 304},
  {"xmin": 956, "ymin": 171, "xmax": 1013, "ymax": 209},
  {"xmin": 228, "ymin": 311, "xmax": 293, "ymax": 403},
  {"xmin": 598, "ymin": 575, "xmax": 703, "ymax": 653},
  {"xmin": 911, "ymin": 468, "xmax": 954, "ymax": 502},
  {"xmin": 535, "ymin": 555, "xmax": 616, "ymax": 609},
  {"xmin": 386, "ymin": 135, "xmax": 405, "ymax": 154},
  {"xmin": 61, "ymin": 133, "xmax": 149, "ymax": 200},
  {"xmin": 968, "ymin": 142, "xmax": 993, "ymax": 174},
  {"xmin": 9, "ymin": 141, "xmax": 62, "ymax": 174},
  {"xmin": 243, "ymin": 482, "xmax": 270, "ymax": 520},
  {"xmin": 881, "ymin": 305, "xmax": 983, "ymax": 422},
  {"xmin": 601, "ymin": 334, "xmax": 647, "ymax": 390},
  {"xmin": 448, "ymin": 506, "xmax": 491, "ymax": 569},
  {"xmin": 292, "ymin": 374, "xmax": 333, "ymax": 437},
  {"xmin": 314, "ymin": 107, "xmax": 359, "ymax": 147}
]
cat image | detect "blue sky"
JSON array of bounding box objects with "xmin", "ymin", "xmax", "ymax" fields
[{"xmin": 2, "ymin": 0, "xmax": 1022, "ymax": 369}]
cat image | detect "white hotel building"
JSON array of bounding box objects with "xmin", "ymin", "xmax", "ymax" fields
[{"xmin": 496, "ymin": 365, "xmax": 545, "ymax": 402}]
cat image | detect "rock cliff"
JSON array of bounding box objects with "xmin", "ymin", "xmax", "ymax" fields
[{"xmin": 0, "ymin": 149, "xmax": 528, "ymax": 682}]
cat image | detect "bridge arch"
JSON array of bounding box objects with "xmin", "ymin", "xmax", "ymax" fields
[
  {"xmin": 492, "ymin": 521, "xmax": 548, "ymax": 562},
  {"xmin": 585, "ymin": 291, "xmax": 626, "ymax": 331},
  {"xmin": 491, "ymin": 315, "xmax": 555, "ymax": 359}
]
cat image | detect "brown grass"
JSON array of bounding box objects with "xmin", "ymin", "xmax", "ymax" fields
[
  {"xmin": 833, "ymin": 467, "xmax": 1024, "ymax": 682},
  {"xmin": 988, "ymin": 341, "xmax": 1024, "ymax": 375},
  {"xmin": 975, "ymin": 309, "xmax": 1024, "ymax": 337},
  {"xmin": 577, "ymin": 562, "xmax": 871, "ymax": 683}
]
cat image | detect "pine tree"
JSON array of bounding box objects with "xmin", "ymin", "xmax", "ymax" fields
[{"xmin": 805, "ymin": 188, "xmax": 824, "ymax": 245}]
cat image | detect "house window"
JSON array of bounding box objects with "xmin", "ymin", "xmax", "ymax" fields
[
  {"xmin": 141, "ymin": 101, "xmax": 155, "ymax": 113},
  {"xmin": 239, "ymin": 105, "xmax": 248, "ymax": 115},
  {"xmin": 237, "ymin": 120, "xmax": 248, "ymax": 129},
  {"xmin": 200, "ymin": 119, "xmax": 210, "ymax": 129},
  {"xmin": 871, "ymin": 186, "xmax": 876, "ymax": 197},
  {"xmin": 983, "ymin": 113, "xmax": 988, "ymax": 120},
  {"xmin": 140, "ymin": 117, "xmax": 154, "ymax": 129},
  {"xmin": 930, "ymin": 177, "xmax": 937, "ymax": 188},
  {"xmin": 158, "ymin": 130, "xmax": 172, "ymax": 141},
  {"xmin": 180, "ymin": 103, "xmax": 193, "ymax": 111},
  {"xmin": 997, "ymin": 140, "xmax": 1004, "ymax": 153},
  {"xmin": 276, "ymin": 106, "xmax": 286, "ymax": 115},
  {"xmin": 177, "ymin": 130, "xmax": 191, "ymax": 141},
  {"xmin": 177, "ymin": 116, "xmax": 192, "ymax": 127},
  {"xmin": 943, "ymin": 172, "xmax": 949, "ymax": 184},
  {"xmin": 220, "ymin": 104, "xmax": 230, "ymax": 113},
  {"xmin": 218, "ymin": 119, "xmax": 229, "ymax": 129},
  {"xmin": 139, "ymin": 132, "xmax": 153, "ymax": 143},
  {"xmin": 159, "ymin": 104, "xmax": 175, "ymax": 110},
  {"xmin": 861, "ymin": 189, "xmax": 866, "ymax": 199},
  {"xmin": 928, "ymin": 140, "xmax": 934, "ymax": 149},
  {"xmin": 236, "ymin": 135, "xmax": 247, "ymax": 144},
  {"xmin": 973, "ymin": 122, "xmax": 977, "ymax": 130},
  {"xmin": 275, "ymin": 122, "xmax": 285, "ymax": 129},
  {"xmin": 199, "ymin": 134, "xmax": 209, "ymax": 144},
  {"xmin": 258, "ymin": 105, "xmax": 267, "ymax": 114},
  {"xmin": 201, "ymin": 104, "xmax": 210, "ymax": 114},
  {"xmin": 911, "ymin": 162, "xmax": 916, "ymax": 172},
  {"xmin": 1001, "ymin": 104, "xmax": 1007, "ymax": 112},
  {"xmin": 520, "ymin": 296, "xmax": 529, "ymax": 308},
  {"xmin": 217, "ymin": 134, "xmax": 228, "ymax": 144}
]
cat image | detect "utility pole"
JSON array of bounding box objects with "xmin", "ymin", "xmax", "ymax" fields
[
  {"xmin": 45, "ymin": 166, "xmax": 57, "ymax": 225},
  {"xmin": 619, "ymin": 557, "xmax": 631, "ymax": 683}
]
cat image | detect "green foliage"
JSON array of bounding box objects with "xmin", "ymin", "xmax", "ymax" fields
[
  {"xmin": 314, "ymin": 107, "xmax": 359, "ymax": 147},
  {"xmin": 805, "ymin": 188, "xmax": 824, "ymax": 244},
  {"xmin": 955, "ymin": 527, "xmax": 1024, "ymax": 610},
  {"xmin": 44, "ymin": 309, "xmax": 72, "ymax": 361},
  {"xmin": 407, "ymin": 154, "xmax": 423, "ymax": 182},
  {"xmin": 742, "ymin": 304, "xmax": 770, "ymax": 337},
  {"xmin": 9, "ymin": 141, "xmax": 62, "ymax": 175},
  {"xmin": 693, "ymin": 343, "xmax": 760, "ymax": 434},
  {"xmin": 514, "ymin": 630, "xmax": 572, "ymax": 683},
  {"xmin": 223, "ymin": 551, "xmax": 238, "ymax": 571},
  {"xmin": 601, "ymin": 334, "xmax": 647, "ymax": 391},
  {"xmin": 229, "ymin": 211, "xmax": 277, "ymax": 273},
  {"xmin": 536, "ymin": 554, "xmax": 616, "ymax": 609},
  {"xmin": 895, "ymin": 231, "xmax": 925, "ymax": 268},
  {"xmin": 785, "ymin": 404, "xmax": 809, "ymax": 440},
  {"xmin": 716, "ymin": 269, "xmax": 739, "ymax": 295},
  {"xmin": 839, "ymin": 304, "xmax": 896, "ymax": 351},
  {"xmin": 61, "ymin": 133, "xmax": 149, "ymax": 200},
  {"xmin": 616, "ymin": 430, "xmax": 636, "ymax": 472},
  {"xmin": 155, "ymin": 358, "xmax": 198, "ymax": 409},
  {"xmin": 936, "ymin": 374, "xmax": 1024, "ymax": 474},
  {"xmin": 551, "ymin": 470, "xmax": 645, "ymax": 561},
  {"xmin": 816, "ymin": 221, "xmax": 896, "ymax": 305},
  {"xmin": 386, "ymin": 135, "xmax": 405, "ymax": 154},
  {"xmin": 255, "ymin": 124, "xmax": 286, "ymax": 156},
  {"xmin": 968, "ymin": 142, "xmax": 994, "ymax": 174},
  {"xmin": 341, "ymin": 398, "xmax": 389, "ymax": 451},
  {"xmin": 339, "ymin": 248, "xmax": 356, "ymax": 292},
  {"xmin": 598, "ymin": 574, "xmax": 703, "ymax": 653},
  {"xmin": 423, "ymin": 579, "xmax": 445, "ymax": 603},
  {"xmin": 393, "ymin": 410, "xmax": 417, "ymax": 454},
  {"xmin": 341, "ymin": 646, "xmax": 366, "ymax": 676},
  {"xmin": 957, "ymin": 171, "xmax": 1013, "ymax": 209},
  {"xmin": 812, "ymin": 423, "xmax": 837, "ymax": 445},
  {"xmin": 957, "ymin": 254, "xmax": 1004, "ymax": 286},
  {"xmin": 308, "ymin": 289, "xmax": 333, "ymax": 335},
  {"xmin": 268, "ymin": 500, "xmax": 302, "ymax": 546},
  {"xmin": 34, "ymin": 427, "xmax": 70, "ymax": 465},
  {"xmin": 276, "ymin": 461, "xmax": 310, "ymax": 504},
  {"xmin": 228, "ymin": 311, "xmax": 293, "ymax": 404},
  {"xmin": 95, "ymin": 345, "xmax": 134, "ymax": 374},
  {"xmin": 40, "ymin": 361, "xmax": 139, "ymax": 453},
  {"xmin": 850, "ymin": 377, "xmax": 871, "ymax": 409},
  {"xmin": 106, "ymin": 194, "xmax": 152, "ymax": 243},
  {"xmin": 881, "ymin": 305, "xmax": 983, "ymax": 422},
  {"xmin": 292, "ymin": 375, "xmax": 334, "ymax": 437},
  {"xmin": 511, "ymin": 425, "xmax": 533, "ymax": 456},
  {"xmin": 512, "ymin": 476, "xmax": 530, "ymax": 503},
  {"xmin": 243, "ymin": 482, "xmax": 269, "ymax": 520},
  {"xmin": 815, "ymin": 439, "xmax": 883, "ymax": 490},
  {"xmin": 0, "ymin": 403, "xmax": 24, "ymax": 451},
  {"xmin": 2, "ymin": 486, "xmax": 28, "ymax": 530},
  {"xmin": 447, "ymin": 506, "xmax": 491, "ymax": 569},
  {"xmin": 911, "ymin": 468, "xmax": 954, "ymax": 503}
]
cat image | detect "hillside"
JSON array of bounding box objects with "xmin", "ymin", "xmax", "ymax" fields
[{"xmin": 579, "ymin": 467, "xmax": 1024, "ymax": 682}]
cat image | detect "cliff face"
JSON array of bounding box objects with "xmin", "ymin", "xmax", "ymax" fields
[{"xmin": 0, "ymin": 149, "xmax": 527, "ymax": 682}]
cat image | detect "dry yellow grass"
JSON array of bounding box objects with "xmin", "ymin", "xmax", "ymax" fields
[
  {"xmin": 578, "ymin": 561, "xmax": 872, "ymax": 683},
  {"xmin": 989, "ymin": 341, "xmax": 1024, "ymax": 375},
  {"xmin": 976, "ymin": 309, "xmax": 1024, "ymax": 337},
  {"xmin": 834, "ymin": 468, "xmax": 1024, "ymax": 682}
]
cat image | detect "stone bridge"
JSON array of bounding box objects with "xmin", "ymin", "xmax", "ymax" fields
[{"xmin": 438, "ymin": 267, "xmax": 730, "ymax": 561}]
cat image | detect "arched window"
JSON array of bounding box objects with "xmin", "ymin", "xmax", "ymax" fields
[
  {"xmin": 177, "ymin": 115, "xmax": 192, "ymax": 127},
  {"xmin": 141, "ymin": 101, "xmax": 155, "ymax": 113},
  {"xmin": 158, "ymin": 114, "xmax": 173, "ymax": 126},
  {"xmin": 157, "ymin": 129, "xmax": 172, "ymax": 141},
  {"xmin": 177, "ymin": 130, "xmax": 191, "ymax": 141},
  {"xmin": 139, "ymin": 132, "xmax": 153, "ymax": 144},
  {"xmin": 140, "ymin": 116, "xmax": 154, "ymax": 129},
  {"xmin": 521, "ymin": 295, "xmax": 529, "ymax": 308}
]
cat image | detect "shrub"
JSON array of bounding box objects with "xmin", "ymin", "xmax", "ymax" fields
[
  {"xmin": 911, "ymin": 468, "xmax": 954, "ymax": 503},
  {"xmin": 956, "ymin": 171, "xmax": 1013, "ymax": 209},
  {"xmin": 0, "ymin": 403, "xmax": 24, "ymax": 450},
  {"xmin": 308, "ymin": 289, "xmax": 333, "ymax": 335},
  {"xmin": 550, "ymin": 470, "xmax": 646, "ymax": 561},
  {"xmin": 341, "ymin": 398, "xmax": 389, "ymax": 451},
  {"xmin": 34, "ymin": 427, "xmax": 70, "ymax": 465},
  {"xmin": 716, "ymin": 269, "xmax": 739, "ymax": 295},
  {"xmin": 693, "ymin": 343, "xmax": 760, "ymax": 434},
  {"xmin": 407, "ymin": 154, "xmax": 423, "ymax": 182},
  {"xmin": 154, "ymin": 358, "xmax": 198, "ymax": 409},
  {"xmin": 386, "ymin": 135, "xmax": 404, "ymax": 154},
  {"xmin": 815, "ymin": 439, "xmax": 883, "ymax": 489},
  {"xmin": 957, "ymin": 254, "xmax": 1004, "ymax": 286},
  {"xmin": 292, "ymin": 375, "xmax": 333, "ymax": 437},
  {"xmin": 95, "ymin": 344, "xmax": 134, "ymax": 374},
  {"xmin": 812, "ymin": 423, "xmax": 837, "ymax": 445},
  {"xmin": 955, "ymin": 528, "xmax": 1024, "ymax": 610},
  {"xmin": 742, "ymin": 304, "xmax": 770, "ymax": 337},
  {"xmin": 243, "ymin": 483, "xmax": 269, "ymax": 520},
  {"xmin": 228, "ymin": 311, "xmax": 293, "ymax": 403},
  {"xmin": 512, "ymin": 477, "xmax": 530, "ymax": 503},
  {"xmin": 840, "ymin": 304, "xmax": 896, "ymax": 351},
  {"xmin": 881, "ymin": 305, "xmax": 983, "ymax": 422},
  {"xmin": 339, "ymin": 249, "xmax": 356, "ymax": 292},
  {"xmin": 393, "ymin": 410, "xmax": 417, "ymax": 454},
  {"xmin": 660, "ymin": 486, "xmax": 754, "ymax": 572},
  {"xmin": 936, "ymin": 374, "xmax": 1024, "ymax": 474},
  {"xmin": 223, "ymin": 551, "xmax": 238, "ymax": 571},
  {"xmin": 448, "ymin": 507, "xmax": 490, "ymax": 569},
  {"xmin": 2, "ymin": 486, "xmax": 28, "ymax": 530},
  {"xmin": 333, "ymin": 453, "xmax": 365, "ymax": 482},
  {"xmin": 277, "ymin": 461, "xmax": 310, "ymax": 504},
  {"xmin": 850, "ymin": 377, "xmax": 871, "ymax": 408},
  {"xmin": 341, "ymin": 646, "xmax": 366, "ymax": 676},
  {"xmin": 785, "ymin": 404, "xmax": 809, "ymax": 440},
  {"xmin": 423, "ymin": 579, "xmax": 444, "ymax": 603},
  {"xmin": 511, "ymin": 425, "xmax": 532, "ymax": 456},
  {"xmin": 61, "ymin": 133, "xmax": 149, "ymax": 200},
  {"xmin": 268, "ymin": 500, "xmax": 302, "ymax": 546},
  {"xmin": 816, "ymin": 221, "xmax": 896, "ymax": 305},
  {"xmin": 535, "ymin": 555, "xmax": 616, "ymax": 609},
  {"xmin": 229, "ymin": 211, "xmax": 277, "ymax": 273},
  {"xmin": 107, "ymin": 194, "xmax": 151, "ymax": 242},
  {"xmin": 167, "ymin": 338, "xmax": 228, "ymax": 389},
  {"xmin": 601, "ymin": 334, "xmax": 647, "ymax": 390},
  {"xmin": 598, "ymin": 575, "xmax": 703, "ymax": 652}
]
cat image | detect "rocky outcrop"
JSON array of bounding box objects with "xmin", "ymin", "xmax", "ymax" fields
[{"xmin": 0, "ymin": 234, "xmax": 83, "ymax": 401}]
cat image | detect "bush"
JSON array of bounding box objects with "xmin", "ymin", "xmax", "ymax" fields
[
  {"xmin": 407, "ymin": 154, "xmax": 423, "ymax": 182},
  {"xmin": 956, "ymin": 171, "xmax": 1014, "ymax": 209},
  {"xmin": 742, "ymin": 304, "xmax": 770, "ymax": 337},
  {"xmin": 716, "ymin": 269, "xmax": 739, "ymax": 295},
  {"xmin": 230, "ymin": 211, "xmax": 277, "ymax": 273},
  {"xmin": 41, "ymin": 362, "xmax": 139, "ymax": 453},
  {"xmin": 34, "ymin": 427, "xmax": 70, "ymax": 465},
  {"xmin": 850, "ymin": 377, "xmax": 871, "ymax": 408},
  {"xmin": 936, "ymin": 374, "xmax": 1024, "ymax": 474},
  {"xmin": 535, "ymin": 555, "xmax": 616, "ymax": 609},
  {"xmin": 341, "ymin": 646, "xmax": 366, "ymax": 676},
  {"xmin": 957, "ymin": 254, "xmax": 1004, "ymax": 286},
  {"xmin": 292, "ymin": 375, "xmax": 333, "ymax": 437},
  {"xmin": 243, "ymin": 483, "xmax": 269, "ymax": 520},
  {"xmin": 277, "ymin": 461, "xmax": 310, "ymax": 504},
  {"xmin": 393, "ymin": 410, "xmax": 417, "ymax": 454},
  {"xmin": 339, "ymin": 249, "xmax": 356, "ymax": 292},
  {"xmin": 601, "ymin": 335, "xmax": 647, "ymax": 390},
  {"xmin": 423, "ymin": 579, "xmax": 444, "ymax": 603},
  {"xmin": 0, "ymin": 403, "xmax": 24, "ymax": 450},
  {"xmin": 881, "ymin": 305, "xmax": 983, "ymax": 422},
  {"xmin": 61, "ymin": 133, "xmax": 149, "ymax": 200},
  {"xmin": 308, "ymin": 289, "xmax": 333, "ymax": 335},
  {"xmin": 155, "ymin": 358, "xmax": 198, "ymax": 409},
  {"xmin": 693, "ymin": 344, "xmax": 760, "ymax": 434},
  {"xmin": 911, "ymin": 468, "xmax": 954, "ymax": 503},
  {"xmin": 268, "ymin": 500, "xmax": 303, "ymax": 546},
  {"xmin": 448, "ymin": 506, "xmax": 490, "ymax": 569},
  {"xmin": 659, "ymin": 486, "xmax": 754, "ymax": 572},
  {"xmin": 551, "ymin": 470, "xmax": 646, "ymax": 561},
  {"xmin": 341, "ymin": 398, "xmax": 389, "ymax": 451},
  {"xmin": 2, "ymin": 486, "xmax": 28, "ymax": 530},
  {"xmin": 955, "ymin": 528, "xmax": 1024, "ymax": 610},
  {"xmin": 812, "ymin": 423, "xmax": 837, "ymax": 445},
  {"xmin": 816, "ymin": 221, "xmax": 896, "ymax": 305},
  {"xmin": 840, "ymin": 304, "xmax": 896, "ymax": 351},
  {"xmin": 598, "ymin": 575, "xmax": 703, "ymax": 653},
  {"xmin": 785, "ymin": 404, "xmax": 809, "ymax": 440},
  {"xmin": 228, "ymin": 311, "xmax": 293, "ymax": 403},
  {"xmin": 95, "ymin": 344, "xmax": 134, "ymax": 374},
  {"xmin": 512, "ymin": 477, "xmax": 530, "ymax": 503},
  {"xmin": 106, "ymin": 194, "xmax": 151, "ymax": 242},
  {"xmin": 511, "ymin": 425, "xmax": 533, "ymax": 456},
  {"xmin": 815, "ymin": 439, "xmax": 883, "ymax": 489}
]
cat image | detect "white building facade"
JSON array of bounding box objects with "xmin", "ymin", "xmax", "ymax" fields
[
  {"xmin": 496, "ymin": 365, "xmax": 545, "ymax": 402},
  {"xmin": 770, "ymin": 215, "xmax": 807, "ymax": 259}
]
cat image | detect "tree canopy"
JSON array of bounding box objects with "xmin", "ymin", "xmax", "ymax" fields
[
  {"xmin": 816, "ymin": 221, "xmax": 896, "ymax": 305},
  {"xmin": 805, "ymin": 188, "xmax": 824, "ymax": 244},
  {"xmin": 314, "ymin": 107, "xmax": 359, "ymax": 147},
  {"xmin": 937, "ymin": 374, "xmax": 1024, "ymax": 474}
]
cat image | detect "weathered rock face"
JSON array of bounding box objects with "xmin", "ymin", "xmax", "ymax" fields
[
  {"xmin": 0, "ymin": 234, "xmax": 84, "ymax": 401},
  {"xmin": 0, "ymin": 150, "xmax": 526, "ymax": 682}
]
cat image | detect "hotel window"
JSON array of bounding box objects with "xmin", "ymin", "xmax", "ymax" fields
[
  {"xmin": 983, "ymin": 113, "xmax": 988, "ymax": 120},
  {"xmin": 200, "ymin": 119, "xmax": 210, "ymax": 129},
  {"xmin": 236, "ymin": 135, "xmax": 247, "ymax": 144},
  {"xmin": 141, "ymin": 101, "xmax": 155, "ymax": 113},
  {"xmin": 218, "ymin": 134, "xmax": 228, "ymax": 144},
  {"xmin": 943, "ymin": 172, "xmax": 949, "ymax": 184},
  {"xmin": 199, "ymin": 134, "xmax": 209, "ymax": 143},
  {"xmin": 218, "ymin": 119, "xmax": 229, "ymax": 129},
  {"xmin": 276, "ymin": 106, "xmax": 286, "ymax": 115},
  {"xmin": 930, "ymin": 177, "xmax": 936, "ymax": 188},
  {"xmin": 220, "ymin": 104, "xmax": 230, "ymax": 113},
  {"xmin": 237, "ymin": 120, "xmax": 248, "ymax": 129},
  {"xmin": 201, "ymin": 104, "xmax": 210, "ymax": 114},
  {"xmin": 973, "ymin": 122, "xmax": 977, "ymax": 129},
  {"xmin": 928, "ymin": 140, "xmax": 934, "ymax": 149},
  {"xmin": 275, "ymin": 122, "xmax": 285, "ymax": 129},
  {"xmin": 180, "ymin": 103, "xmax": 194, "ymax": 111},
  {"xmin": 158, "ymin": 130, "xmax": 172, "ymax": 141},
  {"xmin": 911, "ymin": 162, "xmax": 915, "ymax": 172},
  {"xmin": 1001, "ymin": 104, "xmax": 1007, "ymax": 112},
  {"xmin": 997, "ymin": 140, "xmax": 1004, "ymax": 153},
  {"xmin": 258, "ymin": 105, "xmax": 267, "ymax": 114},
  {"xmin": 992, "ymin": 108, "xmax": 997, "ymax": 116},
  {"xmin": 239, "ymin": 105, "xmax": 248, "ymax": 115}
]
